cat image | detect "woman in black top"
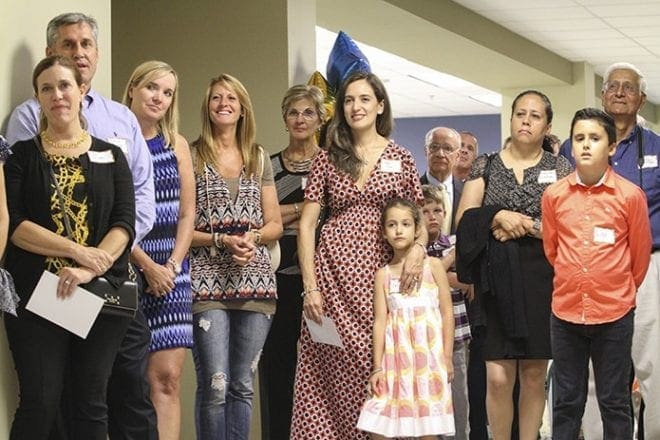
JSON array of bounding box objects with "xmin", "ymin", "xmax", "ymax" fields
[
  {"xmin": 456, "ymin": 90, "xmax": 571, "ymax": 440},
  {"xmin": 3, "ymin": 55, "xmax": 135, "ymax": 440},
  {"xmin": 259, "ymin": 84, "xmax": 326, "ymax": 440}
]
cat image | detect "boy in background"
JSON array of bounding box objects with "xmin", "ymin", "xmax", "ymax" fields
[
  {"xmin": 542, "ymin": 108, "xmax": 651, "ymax": 439},
  {"xmin": 422, "ymin": 184, "xmax": 471, "ymax": 440}
]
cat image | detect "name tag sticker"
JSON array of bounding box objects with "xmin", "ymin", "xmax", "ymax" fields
[
  {"xmin": 593, "ymin": 227, "xmax": 615, "ymax": 244},
  {"xmin": 380, "ymin": 159, "xmax": 402, "ymax": 173},
  {"xmin": 301, "ymin": 176, "xmax": 308, "ymax": 190},
  {"xmin": 389, "ymin": 278, "xmax": 400, "ymax": 294},
  {"xmin": 642, "ymin": 155, "xmax": 658, "ymax": 169},
  {"xmin": 87, "ymin": 150, "xmax": 115, "ymax": 163},
  {"xmin": 538, "ymin": 170, "xmax": 557, "ymax": 184},
  {"xmin": 107, "ymin": 137, "xmax": 129, "ymax": 156}
]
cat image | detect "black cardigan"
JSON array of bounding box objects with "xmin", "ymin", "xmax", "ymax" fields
[
  {"xmin": 456, "ymin": 206, "xmax": 529, "ymax": 342},
  {"xmin": 4, "ymin": 136, "xmax": 136, "ymax": 306}
]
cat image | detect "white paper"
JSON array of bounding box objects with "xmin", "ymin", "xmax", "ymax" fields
[
  {"xmin": 25, "ymin": 271, "xmax": 105, "ymax": 339},
  {"xmin": 304, "ymin": 315, "xmax": 344, "ymax": 348}
]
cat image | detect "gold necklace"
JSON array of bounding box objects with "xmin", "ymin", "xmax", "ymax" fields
[{"xmin": 41, "ymin": 130, "xmax": 88, "ymax": 149}]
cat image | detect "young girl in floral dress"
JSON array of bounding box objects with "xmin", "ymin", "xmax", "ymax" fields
[{"xmin": 358, "ymin": 197, "xmax": 455, "ymax": 439}]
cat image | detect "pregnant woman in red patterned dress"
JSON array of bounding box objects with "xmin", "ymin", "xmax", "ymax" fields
[{"xmin": 291, "ymin": 72, "xmax": 425, "ymax": 439}]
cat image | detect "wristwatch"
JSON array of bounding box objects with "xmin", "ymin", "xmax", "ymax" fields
[
  {"xmin": 167, "ymin": 258, "xmax": 182, "ymax": 275},
  {"xmin": 532, "ymin": 218, "xmax": 541, "ymax": 234}
]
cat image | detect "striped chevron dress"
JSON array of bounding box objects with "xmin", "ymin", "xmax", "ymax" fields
[{"xmin": 139, "ymin": 134, "xmax": 193, "ymax": 351}]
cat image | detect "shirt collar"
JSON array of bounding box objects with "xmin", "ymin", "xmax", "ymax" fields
[
  {"xmin": 84, "ymin": 88, "xmax": 98, "ymax": 109},
  {"xmin": 570, "ymin": 167, "xmax": 615, "ymax": 189},
  {"xmin": 426, "ymin": 171, "xmax": 453, "ymax": 190}
]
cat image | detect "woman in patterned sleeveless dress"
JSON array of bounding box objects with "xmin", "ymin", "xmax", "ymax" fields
[
  {"xmin": 123, "ymin": 61, "xmax": 195, "ymax": 440},
  {"xmin": 189, "ymin": 73, "xmax": 282, "ymax": 440},
  {"xmin": 292, "ymin": 72, "xmax": 425, "ymax": 439}
]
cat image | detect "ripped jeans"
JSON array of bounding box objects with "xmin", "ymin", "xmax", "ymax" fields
[{"xmin": 192, "ymin": 308, "xmax": 272, "ymax": 440}]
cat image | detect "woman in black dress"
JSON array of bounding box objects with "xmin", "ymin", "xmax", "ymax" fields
[{"xmin": 456, "ymin": 90, "xmax": 571, "ymax": 440}]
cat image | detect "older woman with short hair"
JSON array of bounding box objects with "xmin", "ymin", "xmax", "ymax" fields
[{"xmin": 259, "ymin": 84, "xmax": 326, "ymax": 439}]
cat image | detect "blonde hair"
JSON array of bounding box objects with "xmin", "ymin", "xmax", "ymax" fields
[
  {"xmin": 421, "ymin": 184, "xmax": 446, "ymax": 211},
  {"xmin": 281, "ymin": 84, "xmax": 326, "ymax": 120},
  {"xmin": 122, "ymin": 60, "xmax": 180, "ymax": 147},
  {"xmin": 191, "ymin": 73, "xmax": 258, "ymax": 175}
]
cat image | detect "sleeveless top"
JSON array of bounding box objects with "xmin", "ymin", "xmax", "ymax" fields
[{"xmin": 191, "ymin": 157, "xmax": 277, "ymax": 302}]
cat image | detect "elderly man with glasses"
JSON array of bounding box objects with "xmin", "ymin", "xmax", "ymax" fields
[
  {"xmin": 559, "ymin": 62, "xmax": 660, "ymax": 439},
  {"xmin": 420, "ymin": 127, "xmax": 463, "ymax": 235}
]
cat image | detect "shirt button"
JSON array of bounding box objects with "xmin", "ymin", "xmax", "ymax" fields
[
  {"xmin": 582, "ymin": 267, "xmax": 588, "ymax": 273},
  {"xmin": 583, "ymin": 240, "xmax": 589, "ymax": 246},
  {"xmin": 583, "ymin": 293, "xmax": 588, "ymax": 298}
]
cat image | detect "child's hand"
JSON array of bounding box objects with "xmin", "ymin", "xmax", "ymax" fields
[
  {"xmin": 369, "ymin": 370, "xmax": 386, "ymax": 397},
  {"xmin": 445, "ymin": 355, "xmax": 454, "ymax": 383}
]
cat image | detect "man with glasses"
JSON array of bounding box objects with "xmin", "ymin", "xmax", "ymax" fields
[
  {"xmin": 420, "ymin": 126, "xmax": 463, "ymax": 234},
  {"xmin": 559, "ymin": 62, "xmax": 660, "ymax": 439},
  {"xmin": 419, "ymin": 126, "xmax": 472, "ymax": 440}
]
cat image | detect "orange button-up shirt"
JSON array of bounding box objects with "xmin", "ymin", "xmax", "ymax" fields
[{"xmin": 542, "ymin": 168, "xmax": 652, "ymax": 324}]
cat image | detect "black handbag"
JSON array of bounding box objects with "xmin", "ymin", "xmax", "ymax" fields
[
  {"xmin": 82, "ymin": 276, "xmax": 137, "ymax": 318},
  {"xmin": 42, "ymin": 138, "xmax": 137, "ymax": 318}
]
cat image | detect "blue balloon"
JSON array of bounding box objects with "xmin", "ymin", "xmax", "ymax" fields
[{"xmin": 326, "ymin": 31, "xmax": 371, "ymax": 93}]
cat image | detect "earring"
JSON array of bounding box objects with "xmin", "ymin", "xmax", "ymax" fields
[{"xmin": 285, "ymin": 127, "xmax": 289, "ymax": 132}]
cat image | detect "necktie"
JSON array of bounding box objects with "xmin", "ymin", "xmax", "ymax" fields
[{"xmin": 440, "ymin": 183, "xmax": 452, "ymax": 235}]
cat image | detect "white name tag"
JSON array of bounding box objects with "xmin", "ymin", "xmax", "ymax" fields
[
  {"xmin": 538, "ymin": 169, "xmax": 557, "ymax": 184},
  {"xmin": 301, "ymin": 176, "xmax": 308, "ymax": 190},
  {"xmin": 380, "ymin": 159, "xmax": 401, "ymax": 173},
  {"xmin": 107, "ymin": 137, "xmax": 129, "ymax": 156},
  {"xmin": 87, "ymin": 150, "xmax": 115, "ymax": 163},
  {"xmin": 389, "ymin": 278, "xmax": 401, "ymax": 294},
  {"xmin": 593, "ymin": 226, "xmax": 615, "ymax": 244},
  {"xmin": 642, "ymin": 155, "xmax": 658, "ymax": 169}
]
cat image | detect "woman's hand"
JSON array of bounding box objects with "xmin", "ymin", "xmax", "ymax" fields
[
  {"xmin": 223, "ymin": 234, "xmax": 256, "ymax": 266},
  {"xmin": 143, "ymin": 264, "xmax": 176, "ymax": 297},
  {"xmin": 492, "ymin": 210, "xmax": 532, "ymax": 240},
  {"xmin": 369, "ymin": 370, "xmax": 387, "ymax": 397},
  {"xmin": 57, "ymin": 266, "xmax": 96, "ymax": 298},
  {"xmin": 401, "ymin": 244, "xmax": 425, "ymax": 293},
  {"xmin": 73, "ymin": 245, "xmax": 114, "ymax": 275},
  {"xmin": 303, "ymin": 289, "xmax": 323, "ymax": 324}
]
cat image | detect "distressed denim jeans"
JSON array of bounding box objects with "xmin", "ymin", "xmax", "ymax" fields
[{"xmin": 192, "ymin": 308, "xmax": 273, "ymax": 440}]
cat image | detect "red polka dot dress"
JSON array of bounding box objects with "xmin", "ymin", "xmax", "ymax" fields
[{"xmin": 291, "ymin": 143, "xmax": 423, "ymax": 439}]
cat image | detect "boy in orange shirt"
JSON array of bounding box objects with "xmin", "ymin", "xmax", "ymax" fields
[{"xmin": 542, "ymin": 108, "xmax": 652, "ymax": 439}]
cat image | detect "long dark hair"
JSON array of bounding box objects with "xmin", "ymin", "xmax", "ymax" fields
[{"xmin": 326, "ymin": 72, "xmax": 393, "ymax": 179}]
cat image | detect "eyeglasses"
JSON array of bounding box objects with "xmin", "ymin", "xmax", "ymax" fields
[
  {"xmin": 427, "ymin": 143, "xmax": 456, "ymax": 155},
  {"xmin": 286, "ymin": 108, "xmax": 317, "ymax": 120},
  {"xmin": 603, "ymin": 81, "xmax": 640, "ymax": 96}
]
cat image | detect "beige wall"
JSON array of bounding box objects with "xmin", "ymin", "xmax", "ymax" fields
[{"xmin": 111, "ymin": 0, "xmax": 303, "ymax": 154}]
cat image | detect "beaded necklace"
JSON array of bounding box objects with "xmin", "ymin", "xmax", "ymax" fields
[{"xmin": 41, "ymin": 130, "xmax": 89, "ymax": 149}]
